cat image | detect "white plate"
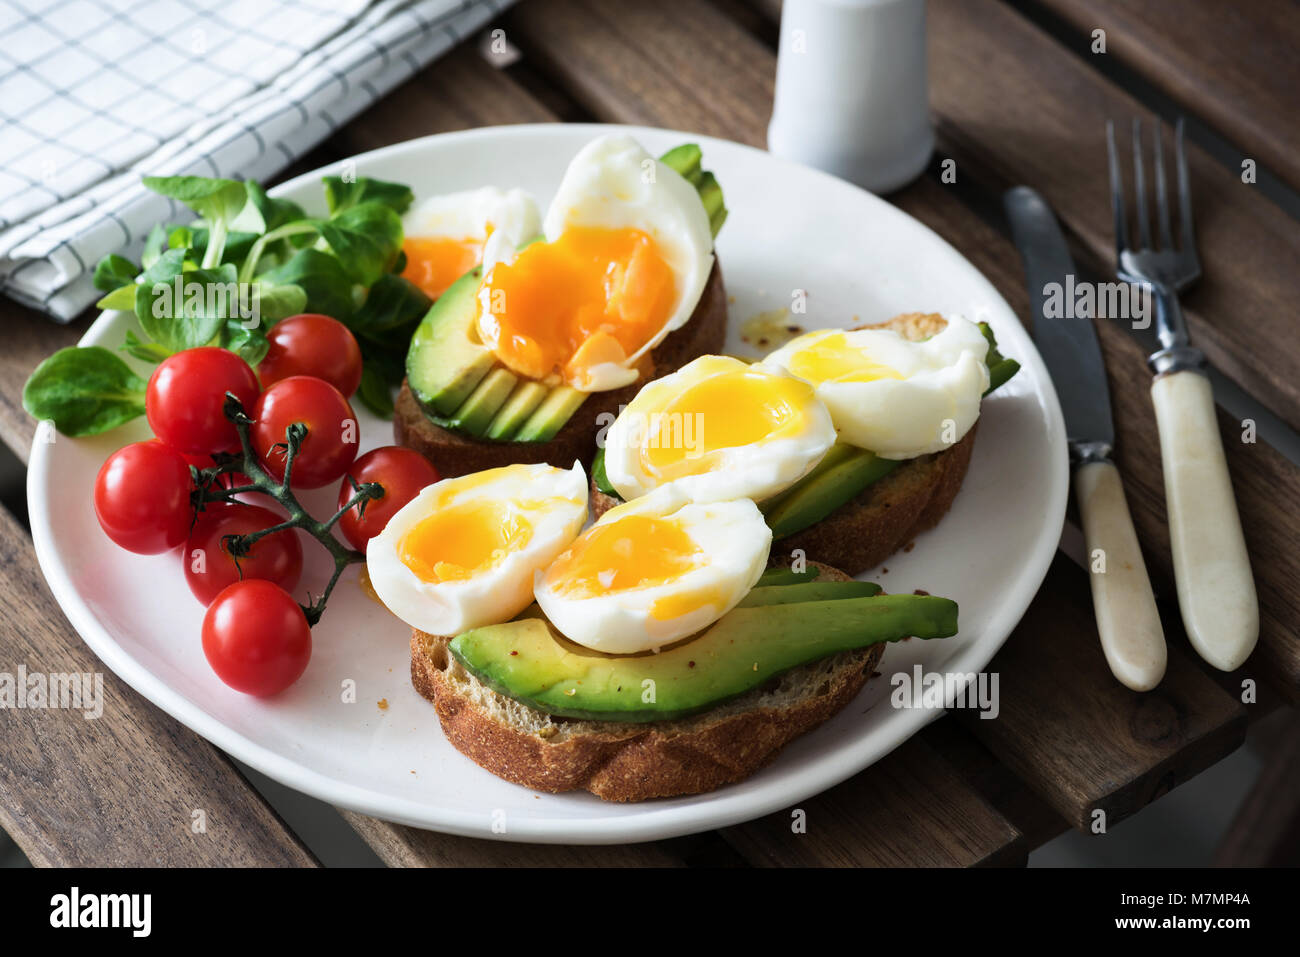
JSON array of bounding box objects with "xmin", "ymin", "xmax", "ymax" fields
[{"xmin": 27, "ymin": 124, "xmax": 1067, "ymax": 844}]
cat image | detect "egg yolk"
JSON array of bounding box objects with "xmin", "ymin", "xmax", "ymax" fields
[
  {"xmin": 544, "ymin": 514, "xmax": 702, "ymax": 598},
  {"xmin": 402, "ymin": 236, "xmax": 484, "ymax": 299},
  {"xmin": 477, "ymin": 226, "xmax": 676, "ymax": 389},
  {"xmin": 399, "ymin": 499, "xmax": 532, "ymax": 583},
  {"xmin": 787, "ymin": 332, "xmax": 904, "ymax": 384},
  {"xmin": 640, "ymin": 363, "xmax": 814, "ymax": 480}
]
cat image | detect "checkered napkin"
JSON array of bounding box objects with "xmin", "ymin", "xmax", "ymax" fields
[{"xmin": 0, "ymin": 0, "xmax": 513, "ymax": 321}]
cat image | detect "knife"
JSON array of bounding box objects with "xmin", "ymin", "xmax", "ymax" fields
[{"xmin": 1004, "ymin": 186, "xmax": 1167, "ymax": 691}]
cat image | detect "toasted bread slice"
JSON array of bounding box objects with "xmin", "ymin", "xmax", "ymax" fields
[
  {"xmin": 591, "ymin": 312, "xmax": 978, "ymax": 575},
  {"xmin": 412, "ymin": 561, "xmax": 885, "ymax": 802},
  {"xmin": 394, "ymin": 261, "xmax": 729, "ymax": 478}
]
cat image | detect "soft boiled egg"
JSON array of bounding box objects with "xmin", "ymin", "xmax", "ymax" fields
[
  {"xmin": 475, "ymin": 134, "xmax": 715, "ymax": 393},
  {"xmin": 401, "ymin": 187, "xmax": 541, "ymax": 299},
  {"xmin": 761, "ymin": 316, "xmax": 990, "ymax": 459},
  {"xmin": 602, "ymin": 354, "xmax": 836, "ymax": 504},
  {"xmin": 366, "ymin": 462, "xmax": 587, "ymax": 636},
  {"xmin": 534, "ymin": 486, "xmax": 771, "ymax": 654}
]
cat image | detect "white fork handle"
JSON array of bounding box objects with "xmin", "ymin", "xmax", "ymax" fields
[
  {"xmin": 1075, "ymin": 461, "xmax": 1167, "ymax": 691},
  {"xmin": 1150, "ymin": 370, "xmax": 1258, "ymax": 671}
]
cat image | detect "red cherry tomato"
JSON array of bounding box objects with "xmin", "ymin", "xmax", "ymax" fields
[
  {"xmin": 146, "ymin": 347, "xmax": 260, "ymax": 454},
  {"xmin": 251, "ymin": 376, "xmax": 359, "ymax": 489},
  {"xmin": 259, "ymin": 314, "xmax": 363, "ymax": 397},
  {"xmin": 184, "ymin": 503, "xmax": 303, "ymax": 606},
  {"xmin": 94, "ymin": 440, "xmax": 193, "ymax": 554},
  {"xmin": 336, "ymin": 446, "xmax": 441, "ymax": 549},
  {"xmin": 202, "ymin": 580, "xmax": 311, "ymax": 696}
]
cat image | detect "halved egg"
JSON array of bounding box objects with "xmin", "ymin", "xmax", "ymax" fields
[
  {"xmin": 401, "ymin": 187, "xmax": 541, "ymax": 299},
  {"xmin": 762, "ymin": 315, "xmax": 990, "ymax": 459},
  {"xmin": 475, "ymin": 134, "xmax": 715, "ymax": 393},
  {"xmin": 534, "ymin": 486, "xmax": 771, "ymax": 654},
  {"xmin": 602, "ymin": 355, "xmax": 836, "ymax": 504},
  {"xmin": 366, "ymin": 462, "xmax": 587, "ymax": 636}
]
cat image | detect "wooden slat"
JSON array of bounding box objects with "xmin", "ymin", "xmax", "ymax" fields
[
  {"xmin": 924, "ymin": 0, "xmax": 1300, "ymax": 433},
  {"xmin": 332, "ymin": 44, "xmax": 557, "ymax": 157},
  {"xmin": 1027, "ymin": 0, "xmax": 1300, "ymax": 193},
  {"xmin": 0, "ymin": 303, "xmax": 83, "ymax": 465},
  {"xmin": 342, "ymin": 810, "xmax": 689, "ymax": 866},
  {"xmin": 1213, "ymin": 709, "xmax": 1300, "ymax": 866},
  {"xmin": 0, "ymin": 507, "xmax": 317, "ymax": 866},
  {"xmin": 722, "ymin": 738, "xmax": 1027, "ymax": 867}
]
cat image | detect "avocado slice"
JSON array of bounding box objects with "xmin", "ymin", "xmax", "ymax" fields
[
  {"xmin": 756, "ymin": 565, "xmax": 822, "ymax": 587},
  {"xmin": 486, "ymin": 380, "xmax": 550, "ymax": 441},
  {"xmin": 738, "ymin": 580, "xmax": 881, "ymax": 606},
  {"xmin": 764, "ymin": 445, "xmax": 901, "ymax": 540},
  {"xmin": 449, "ymin": 593, "xmax": 959, "ymax": 722},
  {"xmin": 660, "ymin": 143, "xmax": 702, "ymax": 182},
  {"xmin": 592, "ymin": 447, "xmax": 618, "ymax": 497},
  {"xmin": 514, "ymin": 385, "xmax": 587, "ymax": 443},
  {"xmin": 406, "ymin": 267, "xmax": 495, "ymax": 417},
  {"xmin": 446, "ymin": 366, "xmax": 518, "ymax": 437}
]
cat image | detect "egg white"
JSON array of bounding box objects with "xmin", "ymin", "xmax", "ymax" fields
[
  {"xmin": 403, "ymin": 186, "xmax": 541, "ymax": 247},
  {"xmin": 534, "ymin": 485, "xmax": 771, "ymax": 654},
  {"xmin": 602, "ymin": 355, "xmax": 836, "ymax": 504},
  {"xmin": 762, "ymin": 315, "xmax": 990, "ymax": 459},
  {"xmin": 480, "ymin": 134, "xmax": 715, "ymax": 392},
  {"xmin": 366, "ymin": 462, "xmax": 587, "ymax": 637}
]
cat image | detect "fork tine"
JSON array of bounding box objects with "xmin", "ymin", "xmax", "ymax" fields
[
  {"xmin": 1106, "ymin": 120, "xmax": 1129, "ymax": 257},
  {"xmin": 1153, "ymin": 121, "xmax": 1174, "ymax": 250},
  {"xmin": 1175, "ymin": 117, "xmax": 1198, "ymax": 265},
  {"xmin": 1131, "ymin": 118, "xmax": 1151, "ymax": 249}
]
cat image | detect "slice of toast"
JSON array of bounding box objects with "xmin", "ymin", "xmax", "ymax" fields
[
  {"xmin": 394, "ymin": 261, "xmax": 729, "ymax": 478},
  {"xmin": 590, "ymin": 312, "xmax": 979, "ymax": 575},
  {"xmin": 411, "ymin": 561, "xmax": 885, "ymax": 802}
]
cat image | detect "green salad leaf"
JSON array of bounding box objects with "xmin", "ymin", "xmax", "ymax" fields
[{"xmin": 23, "ymin": 347, "xmax": 148, "ymax": 436}]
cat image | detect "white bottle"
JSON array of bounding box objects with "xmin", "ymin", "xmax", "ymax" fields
[{"xmin": 768, "ymin": 0, "xmax": 933, "ymax": 194}]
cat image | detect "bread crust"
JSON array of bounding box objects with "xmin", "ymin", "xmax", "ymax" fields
[
  {"xmin": 394, "ymin": 261, "xmax": 728, "ymax": 477},
  {"xmin": 411, "ymin": 562, "xmax": 887, "ymax": 802},
  {"xmin": 592, "ymin": 313, "xmax": 981, "ymax": 574}
]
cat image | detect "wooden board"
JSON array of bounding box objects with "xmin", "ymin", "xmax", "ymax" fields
[
  {"xmin": 954, "ymin": 555, "xmax": 1248, "ymax": 830},
  {"xmin": 0, "ymin": 507, "xmax": 317, "ymax": 867},
  {"xmin": 925, "ymin": 0, "xmax": 1300, "ymax": 434},
  {"xmin": 1028, "ymin": 0, "xmax": 1300, "ymax": 193},
  {"xmin": 721, "ymin": 737, "xmax": 1027, "ymax": 867},
  {"xmin": 889, "ymin": 175, "xmax": 1300, "ymax": 705},
  {"xmin": 0, "ymin": 304, "xmax": 84, "ymax": 465}
]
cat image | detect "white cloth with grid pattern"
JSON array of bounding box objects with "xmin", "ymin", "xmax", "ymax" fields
[{"xmin": 0, "ymin": 0, "xmax": 513, "ymax": 321}]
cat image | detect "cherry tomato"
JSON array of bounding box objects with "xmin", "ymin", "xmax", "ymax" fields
[
  {"xmin": 94, "ymin": 440, "xmax": 193, "ymax": 554},
  {"xmin": 336, "ymin": 446, "xmax": 441, "ymax": 549},
  {"xmin": 202, "ymin": 580, "xmax": 311, "ymax": 696},
  {"xmin": 259, "ymin": 314, "xmax": 363, "ymax": 397},
  {"xmin": 184, "ymin": 503, "xmax": 303, "ymax": 605},
  {"xmin": 147, "ymin": 347, "xmax": 260, "ymax": 454},
  {"xmin": 251, "ymin": 376, "xmax": 359, "ymax": 489}
]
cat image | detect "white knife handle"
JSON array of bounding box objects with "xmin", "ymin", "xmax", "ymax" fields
[
  {"xmin": 1150, "ymin": 369, "xmax": 1258, "ymax": 671},
  {"xmin": 1075, "ymin": 460, "xmax": 1167, "ymax": 691}
]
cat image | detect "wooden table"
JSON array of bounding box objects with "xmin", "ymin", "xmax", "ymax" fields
[{"xmin": 1, "ymin": 0, "xmax": 1296, "ymax": 867}]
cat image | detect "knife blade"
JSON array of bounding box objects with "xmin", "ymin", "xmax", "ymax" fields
[
  {"xmin": 1004, "ymin": 185, "xmax": 1167, "ymax": 692},
  {"xmin": 1004, "ymin": 187, "xmax": 1115, "ymax": 461}
]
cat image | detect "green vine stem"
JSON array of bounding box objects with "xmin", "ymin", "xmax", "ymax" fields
[{"xmin": 192, "ymin": 392, "xmax": 383, "ymax": 626}]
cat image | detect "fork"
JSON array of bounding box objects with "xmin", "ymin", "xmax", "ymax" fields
[{"xmin": 1106, "ymin": 117, "xmax": 1257, "ymax": 672}]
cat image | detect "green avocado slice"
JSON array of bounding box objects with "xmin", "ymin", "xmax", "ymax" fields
[{"xmin": 449, "ymin": 593, "xmax": 958, "ymax": 722}]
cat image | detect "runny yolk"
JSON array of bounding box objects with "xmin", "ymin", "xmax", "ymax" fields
[
  {"xmin": 787, "ymin": 332, "xmax": 904, "ymax": 384},
  {"xmin": 399, "ymin": 499, "xmax": 532, "ymax": 583},
  {"xmin": 402, "ymin": 236, "xmax": 484, "ymax": 299},
  {"xmin": 544, "ymin": 514, "xmax": 702, "ymax": 598},
  {"xmin": 641, "ymin": 363, "xmax": 813, "ymax": 480},
  {"xmin": 477, "ymin": 226, "xmax": 676, "ymax": 389}
]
